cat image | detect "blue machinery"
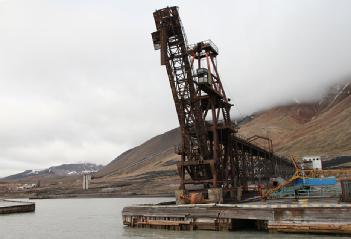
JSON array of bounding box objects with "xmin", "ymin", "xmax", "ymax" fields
[
  {"xmin": 263, "ymin": 156, "xmax": 347, "ymax": 199},
  {"xmin": 270, "ymin": 177, "xmax": 339, "ymax": 199}
]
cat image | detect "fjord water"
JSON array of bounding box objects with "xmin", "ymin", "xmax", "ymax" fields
[{"xmin": 0, "ymin": 198, "xmax": 347, "ymax": 239}]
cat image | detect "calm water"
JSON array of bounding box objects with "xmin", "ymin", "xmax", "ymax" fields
[{"xmin": 0, "ymin": 198, "xmax": 348, "ymax": 239}]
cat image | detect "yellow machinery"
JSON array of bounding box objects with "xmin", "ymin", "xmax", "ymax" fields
[{"xmin": 263, "ymin": 156, "xmax": 351, "ymax": 199}]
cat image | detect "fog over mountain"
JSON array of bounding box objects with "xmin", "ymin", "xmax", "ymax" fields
[{"xmin": 0, "ymin": 0, "xmax": 351, "ymax": 177}]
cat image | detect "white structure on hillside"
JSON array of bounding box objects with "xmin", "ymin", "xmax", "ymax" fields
[
  {"xmin": 82, "ymin": 174, "xmax": 92, "ymax": 190},
  {"xmin": 302, "ymin": 156, "xmax": 322, "ymax": 170}
]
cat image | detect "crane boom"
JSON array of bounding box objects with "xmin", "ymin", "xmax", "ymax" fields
[{"xmin": 152, "ymin": 7, "xmax": 212, "ymax": 184}]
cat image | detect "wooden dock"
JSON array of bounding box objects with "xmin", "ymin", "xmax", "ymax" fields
[
  {"xmin": 122, "ymin": 200, "xmax": 351, "ymax": 234},
  {"xmin": 0, "ymin": 199, "xmax": 35, "ymax": 214}
]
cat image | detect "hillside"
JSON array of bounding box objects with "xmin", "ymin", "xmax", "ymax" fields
[
  {"xmin": 91, "ymin": 129, "xmax": 181, "ymax": 195},
  {"xmin": 95, "ymin": 128, "xmax": 181, "ymax": 179},
  {"xmin": 4, "ymin": 163, "xmax": 103, "ymax": 181},
  {"xmin": 97, "ymin": 81, "xmax": 351, "ymax": 186},
  {"xmin": 2, "ymin": 81, "xmax": 350, "ymax": 197},
  {"xmin": 239, "ymin": 81, "xmax": 351, "ymax": 157}
]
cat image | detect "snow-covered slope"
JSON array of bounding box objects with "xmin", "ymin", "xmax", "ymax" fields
[{"xmin": 3, "ymin": 163, "xmax": 103, "ymax": 180}]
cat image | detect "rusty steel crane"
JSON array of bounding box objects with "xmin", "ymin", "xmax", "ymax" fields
[{"xmin": 152, "ymin": 6, "xmax": 292, "ymax": 200}]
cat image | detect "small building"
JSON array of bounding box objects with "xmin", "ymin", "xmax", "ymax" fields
[
  {"xmin": 302, "ymin": 156, "xmax": 322, "ymax": 170},
  {"xmin": 16, "ymin": 183, "xmax": 37, "ymax": 191}
]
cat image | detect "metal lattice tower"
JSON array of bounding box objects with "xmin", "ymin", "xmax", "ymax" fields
[{"xmin": 152, "ymin": 6, "xmax": 293, "ymax": 195}]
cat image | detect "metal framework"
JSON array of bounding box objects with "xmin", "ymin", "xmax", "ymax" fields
[
  {"xmin": 263, "ymin": 156, "xmax": 351, "ymax": 199},
  {"xmin": 152, "ymin": 6, "xmax": 292, "ymax": 195}
]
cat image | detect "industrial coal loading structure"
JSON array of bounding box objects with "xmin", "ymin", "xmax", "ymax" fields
[
  {"xmin": 150, "ymin": 6, "xmax": 292, "ymax": 203},
  {"xmin": 122, "ymin": 6, "xmax": 351, "ymax": 235}
]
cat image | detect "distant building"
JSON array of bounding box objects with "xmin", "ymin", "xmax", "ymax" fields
[
  {"xmin": 16, "ymin": 183, "xmax": 37, "ymax": 191},
  {"xmin": 82, "ymin": 174, "xmax": 92, "ymax": 190},
  {"xmin": 302, "ymin": 156, "xmax": 322, "ymax": 170}
]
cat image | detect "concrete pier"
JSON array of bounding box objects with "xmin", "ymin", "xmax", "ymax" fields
[
  {"xmin": 122, "ymin": 199, "xmax": 351, "ymax": 234},
  {"xmin": 0, "ymin": 199, "xmax": 35, "ymax": 214}
]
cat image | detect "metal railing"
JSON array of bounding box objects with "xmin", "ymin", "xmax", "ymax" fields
[{"xmin": 187, "ymin": 39, "xmax": 219, "ymax": 54}]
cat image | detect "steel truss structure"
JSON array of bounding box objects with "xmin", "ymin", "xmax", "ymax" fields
[{"xmin": 152, "ymin": 6, "xmax": 292, "ymax": 195}]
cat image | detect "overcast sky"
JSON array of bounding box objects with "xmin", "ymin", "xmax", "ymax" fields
[{"xmin": 1, "ymin": 0, "xmax": 351, "ymax": 177}]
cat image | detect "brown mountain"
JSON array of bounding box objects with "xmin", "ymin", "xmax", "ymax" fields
[
  {"xmin": 239, "ymin": 81, "xmax": 351, "ymax": 157},
  {"xmin": 90, "ymin": 129, "xmax": 181, "ymax": 196},
  {"xmin": 95, "ymin": 128, "xmax": 181, "ymax": 179},
  {"xmin": 94, "ymin": 81, "xmax": 351, "ymax": 193},
  {"xmin": 4, "ymin": 81, "xmax": 349, "ymax": 198},
  {"xmin": 4, "ymin": 163, "xmax": 104, "ymax": 181}
]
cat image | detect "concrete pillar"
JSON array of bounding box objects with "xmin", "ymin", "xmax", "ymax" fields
[
  {"xmin": 82, "ymin": 174, "xmax": 91, "ymax": 190},
  {"xmin": 208, "ymin": 188, "xmax": 223, "ymax": 203},
  {"xmin": 175, "ymin": 189, "xmax": 187, "ymax": 205}
]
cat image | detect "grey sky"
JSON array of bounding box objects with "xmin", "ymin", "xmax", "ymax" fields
[{"xmin": 1, "ymin": 0, "xmax": 351, "ymax": 177}]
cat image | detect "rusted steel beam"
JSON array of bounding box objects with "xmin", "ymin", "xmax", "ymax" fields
[{"xmin": 152, "ymin": 6, "xmax": 294, "ymax": 197}]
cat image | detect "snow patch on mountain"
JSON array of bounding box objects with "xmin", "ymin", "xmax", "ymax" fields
[{"xmin": 3, "ymin": 163, "xmax": 104, "ymax": 180}]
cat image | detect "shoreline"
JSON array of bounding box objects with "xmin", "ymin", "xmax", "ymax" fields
[{"xmin": 2, "ymin": 193, "xmax": 174, "ymax": 200}]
